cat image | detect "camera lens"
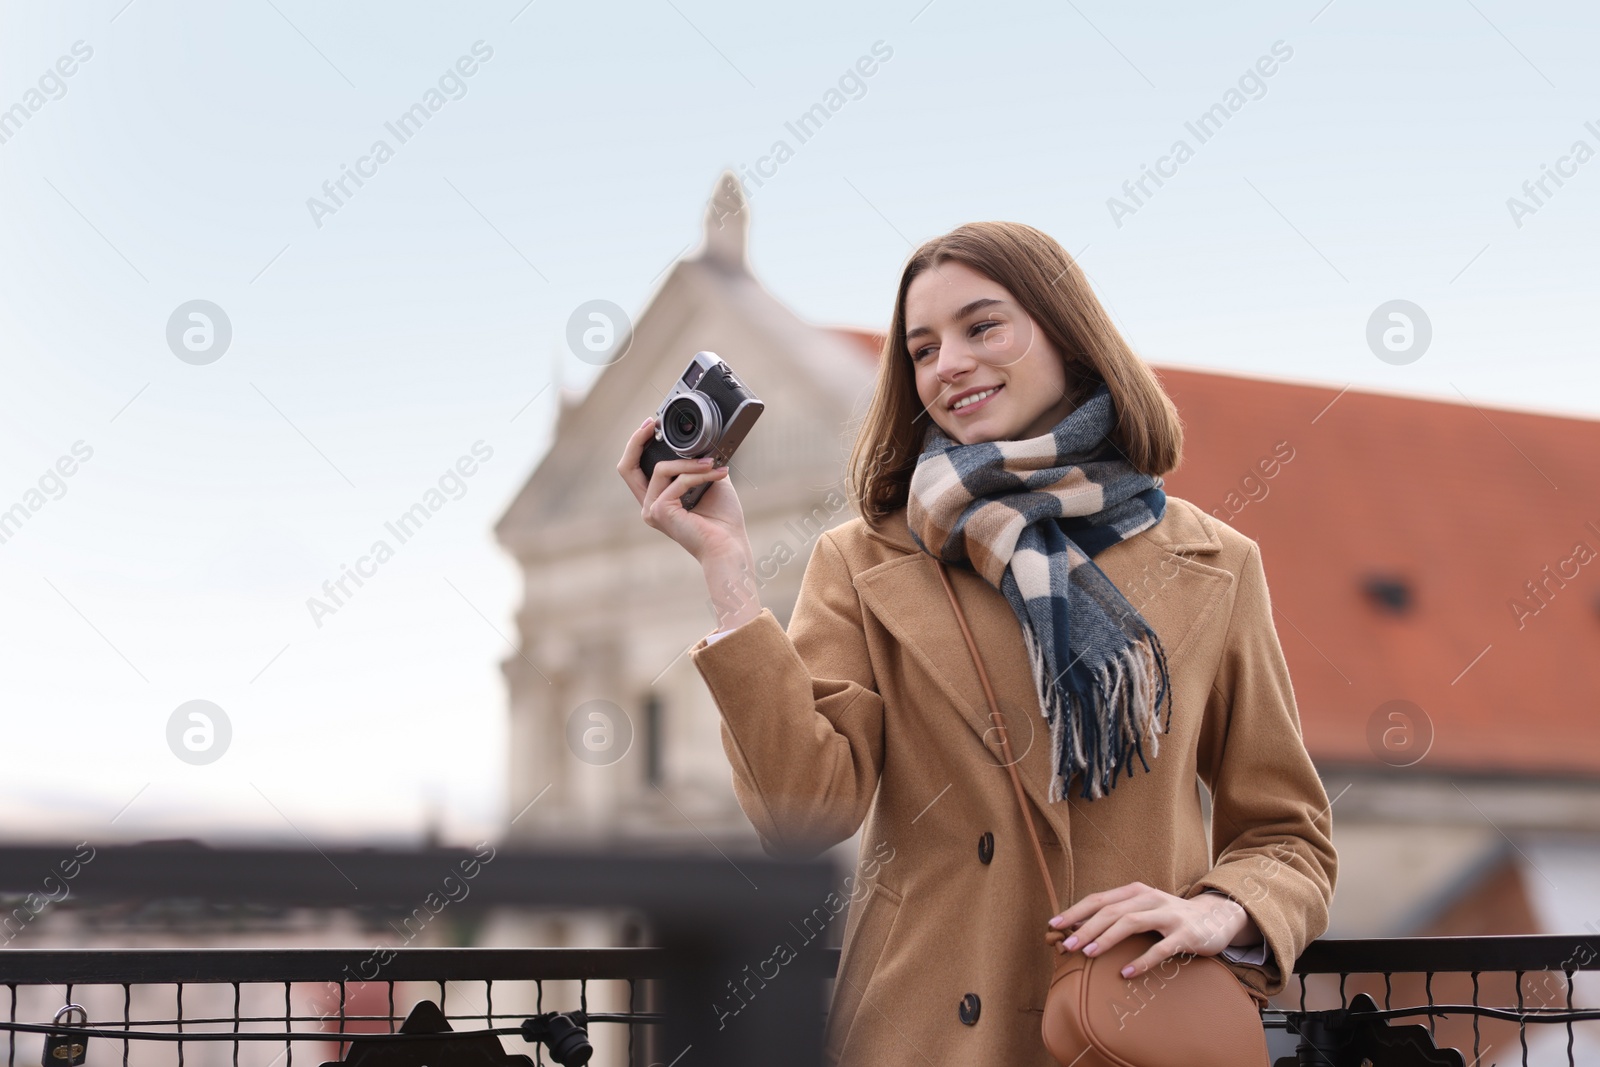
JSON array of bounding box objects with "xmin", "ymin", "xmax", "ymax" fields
[{"xmin": 662, "ymin": 394, "xmax": 719, "ymax": 455}]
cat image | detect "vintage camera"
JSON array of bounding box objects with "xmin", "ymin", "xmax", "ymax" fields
[{"xmin": 640, "ymin": 351, "xmax": 764, "ymax": 511}]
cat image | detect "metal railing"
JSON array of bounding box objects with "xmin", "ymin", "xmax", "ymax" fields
[
  {"xmin": 6, "ymin": 937, "xmax": 1598, "ymax": 1067},
  {"xmin": 4, "ymin": 843, "xmax": 1598, "ymax": 1066},
  {"xmin": 0, "ymin": 842, "xmax": 837, "ymax": 1067},
  {"xmin": 1, "ymin": 948, "xmax": 675, "ymax": 1067},
  {"xmin": 1273, "ymin": 934, "xmax": 1600, "ymax": 1066}
]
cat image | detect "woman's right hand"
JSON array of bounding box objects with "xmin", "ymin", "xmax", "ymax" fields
[{"xmin": 618, "ymin": 416, "xmax": 751, "ymax": 563}]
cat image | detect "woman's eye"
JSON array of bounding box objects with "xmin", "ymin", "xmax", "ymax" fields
[{"xmin": 912, "ymin": 322, "xmax": 1001, "ymax": 362}]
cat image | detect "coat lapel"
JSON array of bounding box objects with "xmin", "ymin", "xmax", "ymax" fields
[{"xmin": 852, "ymin": 500, "xmax": 1234, "ymax": 818}]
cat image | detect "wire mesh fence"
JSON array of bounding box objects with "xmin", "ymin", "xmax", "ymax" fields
[
  {"xmin": 1272, "ymin": 934, "xmax": 1600, "ymax": 1066},
  {"xmin": 4, "ymin": 844, "xmax": 1598, "ymax": 1065},
  {"xmin": 0, "ymin": 950, "xmax": 676, "ymax": 1067},
  {"xmin": 0, "ymin": 845, "xmax": 839, "ymax": 1067}
]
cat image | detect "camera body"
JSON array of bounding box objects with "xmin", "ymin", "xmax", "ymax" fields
[{"xmin": 641, "ymin": 351, "xmax": 764, "ymax": 511}]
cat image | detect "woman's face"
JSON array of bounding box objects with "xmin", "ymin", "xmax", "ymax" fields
[{"xmin": 904, "ymin": 259, "xmax": 1077, "ymax": 446}]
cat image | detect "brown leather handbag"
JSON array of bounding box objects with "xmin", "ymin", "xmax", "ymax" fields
[{"xmin": 934, "ymin": 561, "xmax": 1271, "ymax": 1067}]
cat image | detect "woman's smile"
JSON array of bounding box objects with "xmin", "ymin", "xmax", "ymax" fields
[
  {"xmin": 949, "ymin": 384, "xmax": 1003, "ymax": 416},
  {"xmin": 947, "ymin": 383, "xmax": 998, "ymax": 415}
]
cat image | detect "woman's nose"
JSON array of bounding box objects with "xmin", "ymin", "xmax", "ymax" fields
[{"xmin": 936, "ymin": 337, "xmax": 977, "ymax": 383}]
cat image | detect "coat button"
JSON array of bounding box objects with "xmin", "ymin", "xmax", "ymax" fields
[
  {"xmin": 977, "ymin": 832, "xmax": 994, "ymax": 865},
  {"xmin": 958, "ymin": 993, "xmax": 981, "ymax": 1025}
]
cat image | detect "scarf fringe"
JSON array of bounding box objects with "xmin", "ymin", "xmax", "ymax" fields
[{"xmin": 1023, "ymin": 620, "xmax": 1173, "ymax": 802}]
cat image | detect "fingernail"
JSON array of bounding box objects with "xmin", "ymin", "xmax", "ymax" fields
[
  {"xmin": 698, "ymin": 457, "xmax": 715, "ymax": 465},
  {"xmin": 1063, "ymin": 936, "xmax": 1077, "ymax": 950},
  {"xmin": 1048, "ymin": 917, "xmax": 1064, "ymax": 928},
  {"xmin": 1121, "ymin": 965, "xmax": 1135, "ymax": 978},
  {"xmin": 1084, "ymin": 942, "xmax": 1097, "ymax": 955},
  {"xmin": 641, "ymin": 417, "xmax": 652, "ymax": 428}
]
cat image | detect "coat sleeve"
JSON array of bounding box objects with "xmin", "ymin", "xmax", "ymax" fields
[
  {"xmin": 687, "ymin": 529, "xmax": 886, "ymax": 859},
  {"xmin": 1185, "ymin": 539, "xmax": 1338, "ymax": 1000}
]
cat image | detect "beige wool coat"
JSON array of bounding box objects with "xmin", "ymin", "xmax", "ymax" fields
[{"xmin": 688, "ymin": 495, "xmax": 1337, "ymax": 1065}]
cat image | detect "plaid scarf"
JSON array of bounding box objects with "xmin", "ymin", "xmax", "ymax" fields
[{"xmin": 906, "ymin": 382, "xmax": 1173, "ymax": 801}]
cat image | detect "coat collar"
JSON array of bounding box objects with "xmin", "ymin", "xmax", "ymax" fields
[{"xmin": 848, "ymin": 496, "xmax": 1231, "ymax": 822}]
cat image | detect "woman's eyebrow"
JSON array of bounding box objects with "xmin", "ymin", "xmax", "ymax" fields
[{"xmin": 905, "ymin": 297, "xmax": 1006, "ymax": 342}]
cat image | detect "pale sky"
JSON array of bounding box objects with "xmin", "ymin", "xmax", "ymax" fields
[{"xmin": 1, "ymin": 0, "xmax": 1596, "ymax": 846}]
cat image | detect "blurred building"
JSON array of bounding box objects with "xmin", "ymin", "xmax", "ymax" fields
[
  {"xmin": 494, "ymin": 173, "xmax": 1600, "ymax": 985},
  {"xmin": 495, "ymin": 172, "xmax": 879, "ymax": 850}
]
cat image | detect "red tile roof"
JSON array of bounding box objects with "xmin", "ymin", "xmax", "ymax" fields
[
  {"xmin": 829, "ymin": 327, "xmax": 886, "ymax": 363},
  {"xmin": 1151, "ymin": 365, "xmax": 1600, "ymax": 776}
]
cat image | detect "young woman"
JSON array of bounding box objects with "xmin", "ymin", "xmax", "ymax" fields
[{"xmin": 618, "ymin": 221, "xmax": 1336, "ymax": 1065}]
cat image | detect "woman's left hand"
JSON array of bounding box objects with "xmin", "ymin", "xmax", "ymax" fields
[{"xmin": 1044, "ymin": 882, "xmax": 1261, "ymax": 978}]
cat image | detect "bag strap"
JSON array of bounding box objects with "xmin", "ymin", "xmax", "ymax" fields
[{"xmin": 934, "ymin": 560, "xmax": 1062, "ymax": 917}]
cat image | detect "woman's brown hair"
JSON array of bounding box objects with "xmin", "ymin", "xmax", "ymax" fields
[{"xmin": 846, "ymin": 221, "xmax": 1184, "ymax": 529}]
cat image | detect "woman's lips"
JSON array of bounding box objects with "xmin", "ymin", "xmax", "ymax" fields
[{"xmin": 950, "ymin": 384, "xmax": 1002, "ymax": 417}]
